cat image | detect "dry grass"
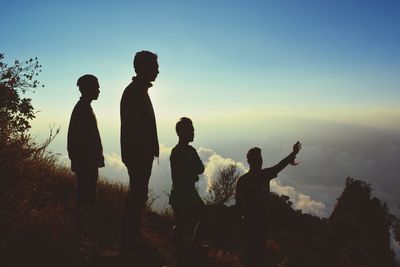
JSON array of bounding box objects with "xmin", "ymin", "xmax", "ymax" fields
[{"xmin": 0, "ymin": 142, "xmax": 247, "ymax": 267}]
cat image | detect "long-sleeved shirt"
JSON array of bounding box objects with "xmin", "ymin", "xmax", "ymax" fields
[
  {"xmin": 120, "ymin": 77, "xmax": 159, "ymax": 164},
  {"xmin": 169, "ymin": 144, "xmax": 204, "ymax": 207},
  {"xmin": 67, "ymin": 98, "xmax": 104, "ymax": 172}
]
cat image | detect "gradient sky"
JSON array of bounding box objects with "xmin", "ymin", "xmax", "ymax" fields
[{"xmin": 3, "ymin": 0, "xmax": 400, "ymax": 221}]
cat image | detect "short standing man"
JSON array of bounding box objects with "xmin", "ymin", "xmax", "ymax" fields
[
  {"xmin": 67, "ymin": 74, "xmax": 104, "ymax": 245},
  {"xmin": 120, "ymin": 51, "xmax": 159, "ymax": 250},
  {"xmin": 235, "ymin": 142, "xmax": 302, "ymax": 267},
  {"xmin": 169, "ymin": 117, "xmax": 205, "ymax": 266}
]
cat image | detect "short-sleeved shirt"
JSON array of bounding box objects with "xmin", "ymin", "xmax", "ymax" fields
[{"xmin": 169, "ymin": 144, "xmax": 204, "ymax": 208}]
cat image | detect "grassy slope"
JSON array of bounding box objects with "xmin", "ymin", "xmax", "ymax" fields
[{"xmin": 0, "ymin": 150, "xmax": 244, "ymax": 267}]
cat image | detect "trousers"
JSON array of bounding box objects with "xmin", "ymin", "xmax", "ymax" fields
[
  {"xmin": 121, "ymin": 156, "xmax": 154, "ymax": 249},
  {"xmin": 75, "ymin": 166, "xmax": 98, "ymax": 236}
]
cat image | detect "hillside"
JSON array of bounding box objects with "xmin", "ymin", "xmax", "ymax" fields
[{"xmin": 0, "ymin": 143, "xmax": 244, "ymax": 267}]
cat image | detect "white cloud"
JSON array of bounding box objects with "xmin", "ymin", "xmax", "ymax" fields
[
  {"xmin": 198, "ymin": 147, "xmax": 247, "ymax": 190},
  {"xmin": 104, "ymin": 152, "xmax": 125, "ymax": 171},
  {"xmin": 100, "ymin": 153, "xmax": 129, "ymax": 184},
  {"xmin": 76, "ymin": 144, "xmax": 326, "ymax": 216},
  {"xmin": 271, "ymin": 179, "xmax": 326, "ymax": 217},
  {"xmin": 62, "ymin": 143, "xmax": 389, "ymax": 218},
  {"xmin": 198, "ymin": 147, "xmax": 326, "ymax": 217}
]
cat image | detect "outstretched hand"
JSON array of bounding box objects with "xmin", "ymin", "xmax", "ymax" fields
[
  {"xmin": 293, "ymin": 141, "xmax": 302, "ymax": 155},
  {"xmin": 289, "ymin": 141, "xmax": 302, "ymax": 166}
]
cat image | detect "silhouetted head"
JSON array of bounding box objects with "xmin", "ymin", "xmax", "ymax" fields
[
  {"xmin": 134, "ymin": 51, "xmax": 159, "ymax": 82},
  {"xmin": 247, "ymin": 147, "xmax": 263, "ymax": 171},
  {"xmin": 176, "ymin": 117, "xmax": 194, "ymax": 144},
  {"xmin": 77, "ymin": 74, "xmax": 100, "ymax": 100}
]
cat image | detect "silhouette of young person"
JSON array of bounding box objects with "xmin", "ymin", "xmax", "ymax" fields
[
  {"xmin": 67, "ymin": 74, "xmax": 104, "ymax": 242},
  {"xmin": 120, "ymin": 51, "xmax": 159, "ymax": 251},
  {"xmin": 169, "ymin": 117, "xmax": 205, "ymax": 267},
  {"xmin": 235, "ymin": 142, "xmax": 302, "ymax": 267}
]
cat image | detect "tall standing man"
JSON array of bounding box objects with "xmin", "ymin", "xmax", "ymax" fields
[
  {"xmin": 67, "ymin": 74, "xmax": 104, "ymax": 247},
  {"xmin": 120, "ymin": 51, "xmax": 159, "ymax": 251}
]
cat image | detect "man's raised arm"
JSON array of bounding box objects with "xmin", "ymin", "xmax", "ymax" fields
[{"xmin": 268, "ymin": 141, "xmax": 302, "ymax": 176}]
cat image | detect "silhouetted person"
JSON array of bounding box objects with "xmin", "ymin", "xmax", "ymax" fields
[
  {"xmin": 169, "ymin": 117, "xmax": 205, "ymax": 267},
  {"xmin": 67, "ymin": 74, "xmax": 104, "ymax": 246},
  {"xmin": 120, "ymin": 51, "xmax": 159, "ymax": 251},
  {"xmin": 235, "ymin": 142, "xmax": 302, "ymax": 267}
]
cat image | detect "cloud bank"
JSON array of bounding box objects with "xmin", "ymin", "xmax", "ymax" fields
[{"xmin": 92, "ymin": 144, "xmax": 326, "ymax": 216}]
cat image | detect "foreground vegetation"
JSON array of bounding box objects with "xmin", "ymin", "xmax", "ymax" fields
[{"xmin": 0, "ymin": 142, "xmax": 243, "ymax": 267}]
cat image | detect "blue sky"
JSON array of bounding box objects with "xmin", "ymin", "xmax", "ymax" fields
[
  {"xmin": 4, "ymin": 0, "xmax": 400, "ymax": 108},
  {"xmin": 3, "ymin": 0, "xmax": 400, "ymax": 220}
]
